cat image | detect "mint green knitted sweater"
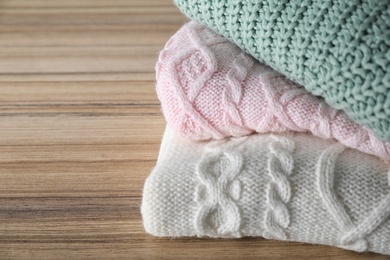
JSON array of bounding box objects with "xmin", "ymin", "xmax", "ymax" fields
[{"xmin": 174, "ymin": 0, "xmax": 390, "ymax": 142}]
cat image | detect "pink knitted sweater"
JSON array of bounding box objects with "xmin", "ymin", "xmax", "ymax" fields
[{"xmin": 156, "ymin": 22, "xmax": 390, "ymax": 161}]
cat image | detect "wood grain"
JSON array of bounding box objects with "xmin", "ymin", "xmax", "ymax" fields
[{"xmin": 0, "ymin": 0, "xmax": 387, "ymax": 259}]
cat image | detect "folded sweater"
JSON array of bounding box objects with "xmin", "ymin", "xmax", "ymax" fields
[
  {"xmin": 156, "ymin": 21, "xmax": 390, "ymax": 161},
  {"xmin": 142, "ymin": 127, "xmax": 390, "ymax": 255},
  {"xmin": 174, "ymin": 0, "xmax": 390, "ymax": 142}
]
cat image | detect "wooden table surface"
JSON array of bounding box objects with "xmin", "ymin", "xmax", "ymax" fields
[{"xmin": 0, "ymin": 0, "xmax": 387, "ymax": 259}]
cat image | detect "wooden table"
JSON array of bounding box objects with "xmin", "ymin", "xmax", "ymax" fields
[{"xmin": 0, "ymin": 0, "xmax": 387, "ymax": 259}]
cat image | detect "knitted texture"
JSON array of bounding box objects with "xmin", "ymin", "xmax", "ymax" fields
[
  {"xmin": 173, "ymin": 0, "xmax": 390, "ymax": 142},
  {"xmin": 156, "ymin": 22, "xmax": 390, "ymax": 161},
  {"xmin": 142, "ymin": 127, "xmax": 390, "ymax": 255}
]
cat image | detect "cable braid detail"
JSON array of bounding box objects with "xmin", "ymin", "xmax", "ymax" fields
[
  {"xmin": 223, "ymin": 52, "xmax": 254, "ymax": 137},
  {"xmin": 263, "ymin": 135, "xmax": 295, "ymax": 239},
  {"xmin": 194, "ymin": 148, "xmax": 243, "ymax": 237}
]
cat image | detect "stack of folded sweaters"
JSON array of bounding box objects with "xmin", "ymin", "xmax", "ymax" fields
[{"xmin": 142, "ymin": 0, "xmax": 390, "ymax": 255}]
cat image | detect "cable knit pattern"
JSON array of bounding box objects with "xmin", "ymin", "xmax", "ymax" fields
[
  {"xmin": 223, "ymin": 53, "xmax": 254, "ymax": 136},
  {"xmin": 156, "ymin": 22, "xmax": 390, "ymax": 161},
  {"xmin": 263, "ymin": 135, "xmax": 295, "ymax": 240},
  {"xmin": 160, "ymin": 22, "xmax": 223, "ymax": 139},
  {"xmin": 174, "ymin": 0, "xmax": 390, "ymax": 142},
  {"xmin": 317, "ymin": 143, "xmax": 390, "ymax": 252},
  {"xmin": 142, "ymin": 128, "xmax": 390, "ymax": 255},
  {"xmin": 316, "ymin": 143, "xmax": 368, "ymax": 251},
  {"xmin": 195, "ymin": 149, "xmax": 243, "ymax": 237}
]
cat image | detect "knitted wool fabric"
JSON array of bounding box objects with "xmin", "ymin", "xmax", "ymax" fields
[
  {"xmin": 156, "ymin": 21, "xmax": 390, "ymax": 161},
  {"xmin": 142, "ymin": 127, "xmax": 390, "ymax": 255},
  {"xmin": 173, "ymin": 0, "xmax": 390, "ymax": 142}
]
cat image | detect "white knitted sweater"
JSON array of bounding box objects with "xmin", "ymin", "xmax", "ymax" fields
[{"xmin": 142, "ymin": 128, "xmax": 390, "ymax": 255}]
